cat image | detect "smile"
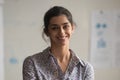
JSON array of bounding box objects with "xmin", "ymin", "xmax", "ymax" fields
[{"xmin": 57, "ymin": 36, "xmax": 67, "ymax": 40}]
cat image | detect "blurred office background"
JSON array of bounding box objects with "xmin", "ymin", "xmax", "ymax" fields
[{"xmin": 2, "ymin": 0, "xmax": 120, "ymax": 80}]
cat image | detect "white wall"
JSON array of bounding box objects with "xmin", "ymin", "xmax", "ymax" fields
[
  {"xmin": 0, "ymin": 0, "xmax": 4, "ymax": 80},
  {"xmin": 4, "ymin": 0, "xmax": 120, "ymax": 80}
]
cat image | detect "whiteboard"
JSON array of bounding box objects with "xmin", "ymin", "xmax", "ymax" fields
[{"xmin": 90, "ymin": 10, "xmax": 120, "ymax": 68}]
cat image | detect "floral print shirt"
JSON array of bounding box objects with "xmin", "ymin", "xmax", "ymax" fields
[{"xmin": 23, "ymin": 47, "xmax": 94, "ymax": 80}]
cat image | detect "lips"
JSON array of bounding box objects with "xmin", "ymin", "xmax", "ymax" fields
[{"xmin": 57, "ymin": 36, "xmax": 67, "ymax": 40}]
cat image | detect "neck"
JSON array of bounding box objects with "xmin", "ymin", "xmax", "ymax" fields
[
  {"xmin": 50, "ymin": 45, "xmax": 71, "ymax": 73},
  {"xmin": 50, "ymin": 45, "xmax": 70, "ymax": 62}
]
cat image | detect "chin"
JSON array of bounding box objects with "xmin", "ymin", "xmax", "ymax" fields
[{"xmin": 58, "ymin": 41, "xmax": 69, "ymax": 46}]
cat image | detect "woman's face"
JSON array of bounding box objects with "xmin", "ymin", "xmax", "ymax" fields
[{"xmin": 47, "ymin": 15, "xmax": 74, "ymax": 46}]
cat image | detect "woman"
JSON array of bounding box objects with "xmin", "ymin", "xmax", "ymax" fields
[{"xmin": 23, "ymin": 6, "xmax": 94, "ymax": 80}]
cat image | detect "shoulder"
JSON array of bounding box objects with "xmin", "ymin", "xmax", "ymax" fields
[
  {"xmin": 70, "ymin": 49, "xmax": 93, "ymax": 70},
  {"xmin": 70, "ymin": 49, "xmax": 93, "ymax": 69},
  {"xmin": 79, "ymin": 59, "xmax": 93, "ymax": 69},
  {"xmin": 23, "ymin": 52, "xmax": 42, "ymax": 67},
  {"xmin": 79, "ymin": 59, "xmax": 94, "ymax": 72},
  {"xmin": 70, "ymin": 49, "xmax": 94, "ymax": 79},
  {"xmin": 23, "ymin": 47, "xmax": 50, "ymax": 65},
  {"xmin": 79, "ymin": 59, "xmax": 94, "ymax": 77}
]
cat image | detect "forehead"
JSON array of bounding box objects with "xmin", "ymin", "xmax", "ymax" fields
[{"xmin": 49, "ymin": 15, "xmax": 70, "ymax": 25}]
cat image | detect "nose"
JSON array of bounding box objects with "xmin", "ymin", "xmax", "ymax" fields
[{"xmin": 59, "ymin": 27, "xmax": 65, "ymax": 36}]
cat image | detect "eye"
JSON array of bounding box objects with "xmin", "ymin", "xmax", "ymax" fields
[
  {"xmin": 51, "ymin": 26, "xmax": 59, "ymax": 30},
  {"xmin": 63, "ymin": 24, "xmax": 70, "ymax": 30}
]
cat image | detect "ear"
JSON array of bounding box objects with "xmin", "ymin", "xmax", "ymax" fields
[{"xmin": 71, "ymin": 24, "xmax": 75, "ymax": 33}]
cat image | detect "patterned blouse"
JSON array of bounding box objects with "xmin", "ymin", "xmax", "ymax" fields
[{"xmin": 23, "ymin": 47, "xmax": 94, "ymax": 80}]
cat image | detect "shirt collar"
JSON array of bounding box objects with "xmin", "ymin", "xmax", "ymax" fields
[
  {"xmin": 43, "ymin": 47, "xmax": 85, "ymax": 67},
  {"xmin": 69, "ymin": 49, "xmax": 86, "ymax": 67}
]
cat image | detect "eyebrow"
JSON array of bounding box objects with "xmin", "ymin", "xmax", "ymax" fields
[
  {"xmin": 62, "ymin": 22, "xmax": 70, "ymax": 25},
  {"xmin": 49, "ymin": 22, "xmax": 70, "ymax": 27}
]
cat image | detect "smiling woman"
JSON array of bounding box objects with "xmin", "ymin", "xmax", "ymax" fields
[
  {"xmin": 23, "ymin": 6, "xmax": 94, "ymax": 80},
  {"xmin": 47, "ymin": 15, "xmax": 74, "ymax": 47}
]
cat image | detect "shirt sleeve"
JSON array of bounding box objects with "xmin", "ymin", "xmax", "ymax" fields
[
  {"xmin": 22, "ymin": 56, "xmax": 38, "ymax": 80},
  {"xmin": 84, "ymin": 62, "xmax": 94, "ymax": 80}
]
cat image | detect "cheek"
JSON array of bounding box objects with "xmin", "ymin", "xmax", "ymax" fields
[
  {"xmin": 48, "ymin": 32, "xmax": 56, "ymax": 38},
  {"xmin": 68, "ymin": 29, "xmax": 73, "ymax": 35}
]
